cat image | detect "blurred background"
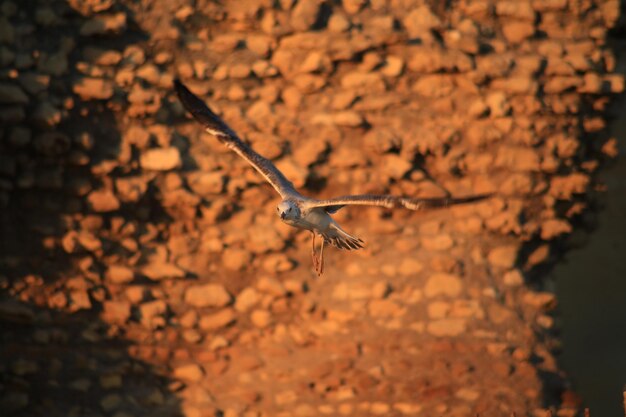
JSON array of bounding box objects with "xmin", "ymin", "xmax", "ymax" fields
[{"xmin": 0, "ymin": 1, "xmax": 624, "ymax": 416}]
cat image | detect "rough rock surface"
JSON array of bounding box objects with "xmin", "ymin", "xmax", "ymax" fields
[{"xmin": 0, "ymin": 0, "xmax": 623, "ymax": 416}]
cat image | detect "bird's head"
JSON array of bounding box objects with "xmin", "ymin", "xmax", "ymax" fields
[{"xmin": 277, "ymin": 201, "xmax": 300, "ymax": 221}]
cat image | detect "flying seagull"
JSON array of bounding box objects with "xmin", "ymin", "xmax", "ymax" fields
[{"xmin": 175, "ymin": 80, "xmax": 488, "ymax": 275}]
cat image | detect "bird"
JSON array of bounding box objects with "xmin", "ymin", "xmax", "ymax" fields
[{"xmin": 174, "ymin": 79, "xmax": 489, "ymax": 275}]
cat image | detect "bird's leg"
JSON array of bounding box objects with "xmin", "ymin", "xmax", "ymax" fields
[
  {"xmin": 318, "ymin": 236, "xmax": 325, "ymax": 276},
  {"xmin": 310, "ymin": 232, "xmax": 325, "ymax": 276},
  {"xmin": 311, "ymin": 232, "xmax": 319, "ymax": 272}
]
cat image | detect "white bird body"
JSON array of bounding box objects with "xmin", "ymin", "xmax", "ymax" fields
[
  {"xmin": 283, "ymin": 206, "xmax": 329, "ymax": 231},
  {"xmin": 277, "ymin": 203, "xmax": 361, "ymax": 274},
  {"xmin": 300, "ymin": 207, "xmax": 333, "ymax": 230}
]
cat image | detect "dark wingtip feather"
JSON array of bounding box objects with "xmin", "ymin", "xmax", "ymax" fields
[
  {"xmin": 174, "ymin": 79, "xmax": 236, "ymax": 138},
  {"xmin": 174, "ymin": 78, "xmax": 196, "ymax": 106},
  {"xmin": 174, "ymin": 79, "xmax": 208, "ymax": 115},
  {"xmin": 449, "ymin": 193, "xmax": 494, "ymax": 205},
  {"xmin": 421, "ymin": 192, "xmax": 494, "ymax": 209}
]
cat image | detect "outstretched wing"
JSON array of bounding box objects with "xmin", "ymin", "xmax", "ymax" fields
[
  {"xmin": 301, "ymin": 194, "xmax": 490, "ymax": 214},
  {"xmin": 175, "ymin": 79, "xmax": 301, "ymax": 199}
]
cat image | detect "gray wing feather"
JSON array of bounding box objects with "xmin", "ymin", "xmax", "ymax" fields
[
  {"xmin": 175, "ymin": 80, "xmax": 301, "ymax": 199},
  {"xmin": 302, "ymin": 194, "xmax": 490, "ymax": 213}
]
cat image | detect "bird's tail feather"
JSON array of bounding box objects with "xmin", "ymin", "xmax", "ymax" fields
[{"xmin": 324, "ymin": 224, "xmax": 364, "ymax": 251}]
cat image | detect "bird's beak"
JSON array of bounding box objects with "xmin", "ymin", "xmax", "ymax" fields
[{"xmin": 280, "ymin": 212, "xmax": 286, "ymax": 220}]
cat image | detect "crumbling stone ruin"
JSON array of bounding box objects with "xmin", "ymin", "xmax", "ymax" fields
[{"xmin": 0, "ymin": 1, "xmax": 623, "ymax": 416}]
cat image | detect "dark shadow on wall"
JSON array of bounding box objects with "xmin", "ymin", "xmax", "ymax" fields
[
  {"xmin": 0, "ymin": 300, "xmax": 181, "ymax": 417},
  {"xmin": 548, "ymin": 10, "xmax": 626, "ymax": 416},
  {"xmin": 0, "ymin": 0, "xmax": 182, "ymax": 286},
  {"xmin": 513, "ymin": 3, "xmax": 626, "ymax": 414},
  {"xmin": 467, "ymin": 5, "xmax": 626, "ymax": 414},
  {"xmin": 0, "ymin": 1, "xmax": 184, "ymax": 416}
]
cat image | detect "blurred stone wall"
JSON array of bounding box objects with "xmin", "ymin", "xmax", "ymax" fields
[{"xmin": 0, "ymin": 0, "xmax": 623, "ymax": 416}]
